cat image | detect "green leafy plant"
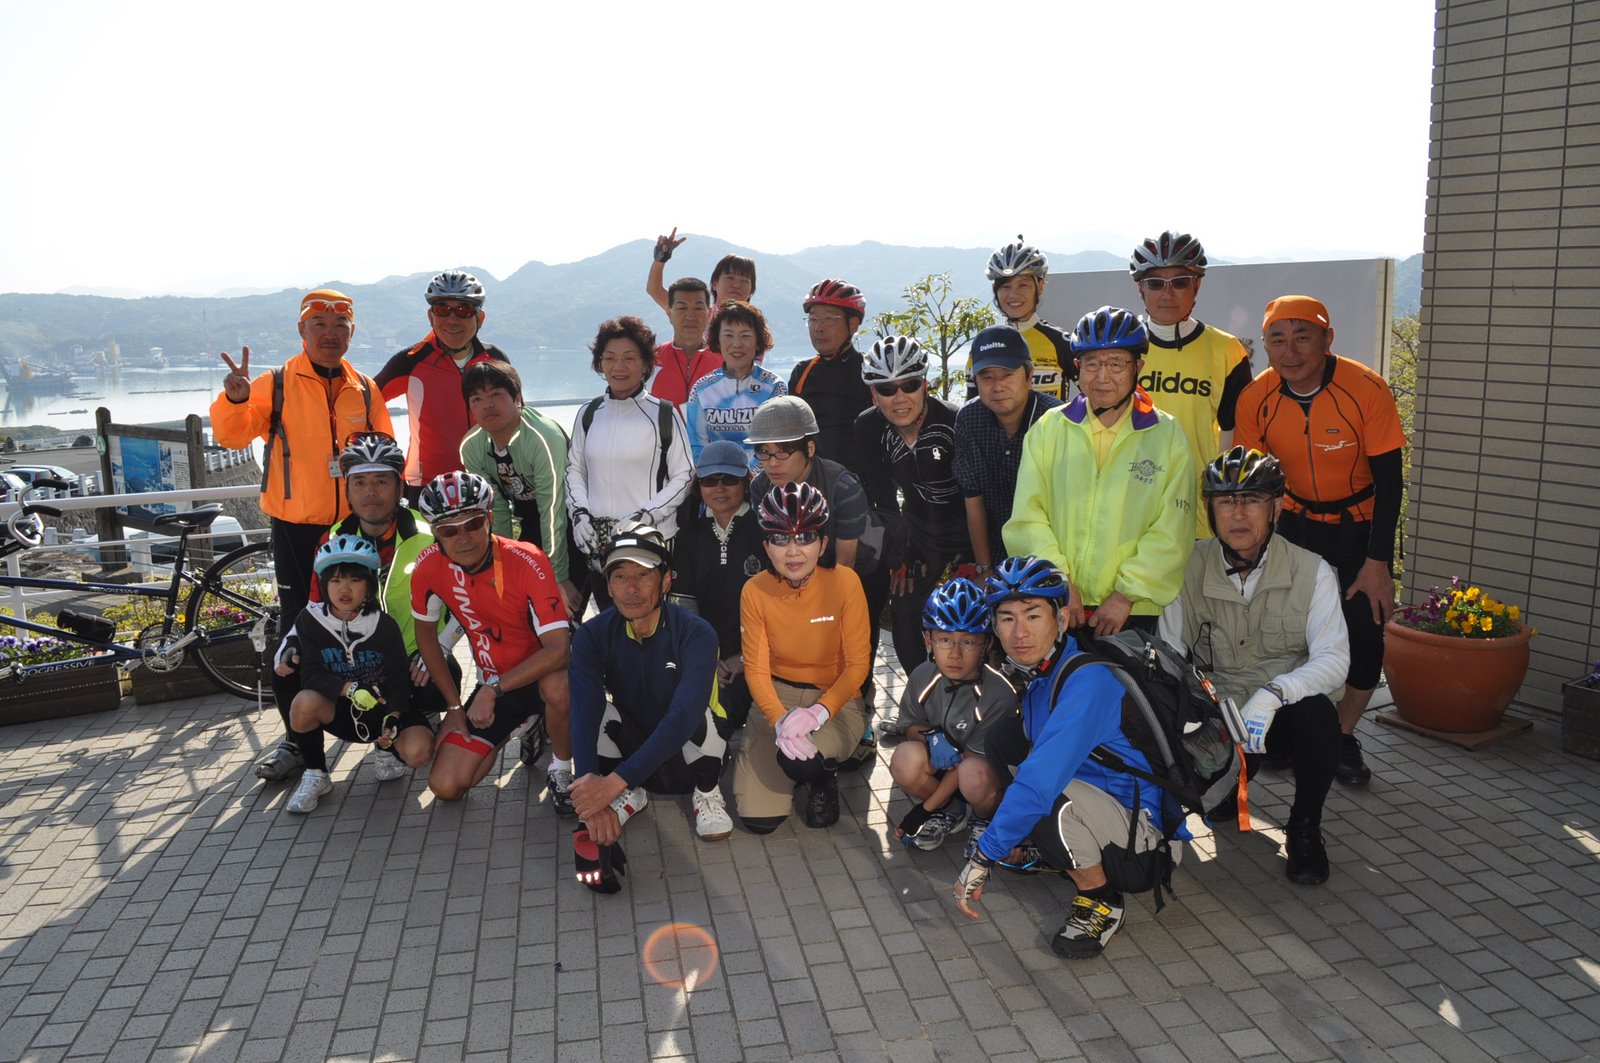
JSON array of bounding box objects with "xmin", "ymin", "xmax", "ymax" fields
[{"xmin": 871, "ymin": 272, "xmax": 997, "ymax": 400}]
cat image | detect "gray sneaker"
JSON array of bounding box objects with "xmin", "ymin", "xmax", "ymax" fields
[
  {"xmin": 547, "ymin": 766, "xmax": 575, "ymax": 817},
  {"xmin": 286, "ymin": 769, "xmax": 333, "ymax": 814},
  {"xmin": 255, "ymin": 741, "xmax": 304, "ymax": 782},
  {"xmin": 909, "ymin": 800, "xmax": 971, "ymax": 851},
  {"xmin": 370, "ymin": 748, "xmax": 407, "ymax": 782}
]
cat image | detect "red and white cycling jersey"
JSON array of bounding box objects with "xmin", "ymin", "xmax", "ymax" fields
[{"xmin": 410, "ymin": 535, "xmax": 569, "ymax": 680}]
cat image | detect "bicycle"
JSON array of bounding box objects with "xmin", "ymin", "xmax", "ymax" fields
[{"xmin": 0, "ymin": 479, "xmax": 280, "ymax": 700}]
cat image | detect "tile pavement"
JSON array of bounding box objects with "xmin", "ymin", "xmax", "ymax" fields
[{"xmin": 1, "ymin": 656, "xmax": 1598, "ymax": 1062}]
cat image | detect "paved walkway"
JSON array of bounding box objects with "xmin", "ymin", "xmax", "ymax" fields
[{"xmin": 1, "ymin": 661, "xmax": 1598, "ymax": 1062}]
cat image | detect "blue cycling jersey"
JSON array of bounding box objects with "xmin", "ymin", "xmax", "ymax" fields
[{"xmin": 685, "ymin": 366, "xmax": 787, "ymax": 470}]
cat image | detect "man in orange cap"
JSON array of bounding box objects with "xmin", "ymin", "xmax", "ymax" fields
[
  {"xmin": 1233, "ymin": 296, "xmax": 1406, "ymax": 788},
  {"xmin": 212, "ymin": 288, "xmax": 395, "ymax": 781}
]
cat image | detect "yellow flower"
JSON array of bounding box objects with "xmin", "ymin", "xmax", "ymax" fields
[
  {"xmin": 1445, "ymin": 609, "xmax": 1459, "ymax": 622},
  {"xmin": 1481, "ymin": 617, "xmax": 1493, "ymax": 632},
  {"xmin": 1508, "ymin": 605, "xmax": 1520, "ymax": 620},
  {"xmin": 1465, "ymin": 587, "xmax": 1481, "ymax": 601}
]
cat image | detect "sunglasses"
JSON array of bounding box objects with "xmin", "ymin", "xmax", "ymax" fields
[
  {"xmin": 699, "ymin": 473, "xmax": 744, "ymax": 487},
  {"xmin": 1138, "ymin": 276, "xmax": 1198, "ymax": 292},
  {"xmin": 872, "ymin": 379, "xmax": 923, "ymax": 398},
  {"xmin": 430, "ymin": 303, "xmax": 477, "ymax": 319},
  {"xmin": 354, "ymin": 710, "xmax": 399, "ymax": 747},
  {"xmin": 765, "ymin": 531, "xmax": 820, "ymax": 547},
  {"xmin": 434, "ymin": 514, "xmax": 488, "ymax": 539},
  {"xmin": 301, "ymin": 299, "xmax": 353, "ymax": 318}
]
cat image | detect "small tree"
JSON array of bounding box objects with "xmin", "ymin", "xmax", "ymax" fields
[
  {"xmin": 871, "ymin": 273, "xmax": 997, "ymax": 400},
  {"xmin": 1389, "ymin": 313, "xmax": 1419, "ymax": 590}
]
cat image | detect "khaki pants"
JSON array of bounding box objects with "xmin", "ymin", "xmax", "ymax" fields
[{"xmin": 734, "ymin": 678, "xmax": 865, "ymax": 821}]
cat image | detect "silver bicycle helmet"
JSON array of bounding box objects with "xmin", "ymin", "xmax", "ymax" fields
[
  {"xmin": 986, "ymin": 235, "xmax": 1050, "ymax": 283},
  {"xmin": 1129, "ymin": 231, "xmax": 1208, "ymax": 279},
  {"xmin": 862, "ymin": 334, "xmax": 928, "ymax": 385},
  {"xmin": 425, "ymin": 270, "xmax": 487, "ymax": 307}
]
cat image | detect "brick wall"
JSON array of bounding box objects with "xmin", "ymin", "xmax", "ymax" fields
[{"xmin": 1416, "ymin": 0, "xmax": 1600, "ymax": 714}]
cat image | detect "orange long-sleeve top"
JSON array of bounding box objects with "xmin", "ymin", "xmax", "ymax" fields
[{"xmin": 739, "ymin": 565, "xmax": 872, "ymax": 724}]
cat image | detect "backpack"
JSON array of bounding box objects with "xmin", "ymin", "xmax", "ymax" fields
[
  {"xmin": 259, "ymin": 365, "xmax": 374, "ymax": 499},
  {"xmin": 812, "ymin": 457, "xmax": 885, "ymax": 576},
  {"xmin": 1048, "ymin": 627, "xmax": 1246, "ymax": 908},
  {"xmin": 580, "ymin": 394, "xmax": 674, "ymax": 492}
]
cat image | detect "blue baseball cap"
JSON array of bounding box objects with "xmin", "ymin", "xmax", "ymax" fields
[
  {"xmin": 969, "ymin": 326, "xmax": 1032, "ymax": 374},
  {"xmin": 695, "ymin": 440, "xmax": 750, "ymax": 479}
]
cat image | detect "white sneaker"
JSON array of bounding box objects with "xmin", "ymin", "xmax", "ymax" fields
[
  {"xmin": 692, "ymin": 787, "xmax": 732, "ymax": 841},
  {"xmin": 370, "ymin": 748, "xmax": 407, "ymax": 782},
  {"xmin": 609, "ymin": 786, "xmax": 649, "ymax": 827},
  {"xmin": 287, "ymin": 769, "xmax": 332, "ymax": 814}
]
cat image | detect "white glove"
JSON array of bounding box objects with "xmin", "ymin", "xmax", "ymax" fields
[
  {"xmin": 572, "ymin": 511, "xmax": 598, "ymax": 555},
  {"xmin": 1240, "ymin": 688, "xmax": 1282, "ymax": 755}
]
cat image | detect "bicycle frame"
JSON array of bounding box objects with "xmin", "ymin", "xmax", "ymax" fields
[
  {"xmin": 0, "ymin": 573, "xmax": 206, "ymax": 678},
  {"xmin": 0, "ymin": 487, "xmax": 247, "ymax": 683}
]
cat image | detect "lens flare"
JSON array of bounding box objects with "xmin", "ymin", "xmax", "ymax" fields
[{"xmin": 641, "ymin": 922, "xmax": 719, "ymax": 992}]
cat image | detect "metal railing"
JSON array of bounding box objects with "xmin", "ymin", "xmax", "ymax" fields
[{"xmin": 1, "ymin": 485, "xmax": 267, "ymax": 625}]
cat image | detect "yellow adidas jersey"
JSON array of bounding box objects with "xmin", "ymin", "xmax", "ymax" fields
[{"xmin": 1139, "ymin": 323, "xmax": 1251, "ymax": 539}]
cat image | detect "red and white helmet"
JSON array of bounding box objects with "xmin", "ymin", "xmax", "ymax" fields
[
  {"xmin": 803, "ymin": 278, "xmax": 866, "ymax": 317},
  {"xmin": 757, "ymin": 481, "xmax": 830, "ymax": 536},
  {"xmin": 418, "ymin": 471, "xmax": 494, "ymax": 523}
]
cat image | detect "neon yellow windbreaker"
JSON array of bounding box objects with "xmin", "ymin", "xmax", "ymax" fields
[{"xmin": 1003, "ymin": 389, "xmax": 1196, "ymax": 615}]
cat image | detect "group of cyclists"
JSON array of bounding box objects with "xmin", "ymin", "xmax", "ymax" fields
[{"xmin": 210, "ymin": 227, "xmax": 1404, "ymax": 958}]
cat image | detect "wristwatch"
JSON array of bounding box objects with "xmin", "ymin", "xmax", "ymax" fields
[
  {"xmin": 486, "ymin": 677, "xmax": 503, "ymax": 697},
  {"xmin": 1265, "ymin": 682, "xmax": 1287, "ymax": 706}
]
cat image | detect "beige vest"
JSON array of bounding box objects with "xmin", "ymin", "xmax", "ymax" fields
[{"xmin": 1177, "ymin": 537, "xmax": 1322, "ymax": 704}]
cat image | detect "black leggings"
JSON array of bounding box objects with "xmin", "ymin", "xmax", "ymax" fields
[{"xmin": 1262, "ymin": 693, "xmax": 1341, "ymax": 827}]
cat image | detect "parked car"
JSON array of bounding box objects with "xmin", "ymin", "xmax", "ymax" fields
[
  {"xmin": 0, "ymin": 472, "xmax": 26, "ymax": 501},
  {"xmin": 7, "ymin": 465, "xmax": 92, "ymax": 495}
]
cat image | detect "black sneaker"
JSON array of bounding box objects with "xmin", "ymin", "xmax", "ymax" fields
[
  {"xmin": 1286, "ymin": 820, "xmax": 1331, "ymax": 885},
  {"xmin": 1051, "ymin": 890, "xmax": 1126, "ymax": 959},
  {"xmin": 1335, "ymin": 733, "xmax": 1372, "ymax": 787},
  {"xmin": 803, "ymin": 773, "xmax": 840, "ymax": 829}
]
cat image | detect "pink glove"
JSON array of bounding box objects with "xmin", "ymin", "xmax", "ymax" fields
[
  {"xmin": 775, "ymin": 731, "xmax": 819, "ymax": 761},
  {"xmin": 777, "ymin": 702, "xmax": 830, "ymax": 742}
]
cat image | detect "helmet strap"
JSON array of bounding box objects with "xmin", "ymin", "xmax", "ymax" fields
[
  {"xmin": 1091, "ymin": 390, "xmax": 1134, "ymax": 419},
  {"xmin": 1219, "ymin": 522, "xmax": 1275, "ymax": 579}
]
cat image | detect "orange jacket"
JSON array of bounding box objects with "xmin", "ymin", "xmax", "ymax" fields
[
  {"xmin": 740, "ymin": 565, "xmax": 872, "ymax": 723},
  {"xmin": 210, "ymin": 352, "xmax": 394, "ymax": 525}
]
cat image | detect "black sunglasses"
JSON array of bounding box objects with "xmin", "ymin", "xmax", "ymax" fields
[{"xmin": 872, "ymin": 379, "xmax": 923, "ymax": 398}]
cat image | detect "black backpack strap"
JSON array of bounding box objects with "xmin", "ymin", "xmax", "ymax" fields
[
  {"xmin": 1052, "ymin": 651, "xmax": 1197, "ymax": 809},
  {"xmin": 579, "ymin": 396, "xmax": 604, "ymax": 436},
  {"xmin": 655, "ymin": 400, "xmax": 674, "ymax": 491},
  {"xmin": 260, "ymin": 367, "xmax": 289, "ymax": 498}
]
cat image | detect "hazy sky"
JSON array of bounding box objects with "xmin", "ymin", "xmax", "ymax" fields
[{"xmin": 0, "ymin": 0, "xmax": 1436, "ymax": 296}]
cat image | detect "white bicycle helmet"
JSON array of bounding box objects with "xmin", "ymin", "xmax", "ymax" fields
[{"xmin": 862, "ymin": 334, "xmax": 928, "ymax": 385}]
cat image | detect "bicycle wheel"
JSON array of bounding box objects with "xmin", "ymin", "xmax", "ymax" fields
[{"xmin": 186, "ymin": 542, "xmax": 280, "ymax": 700}]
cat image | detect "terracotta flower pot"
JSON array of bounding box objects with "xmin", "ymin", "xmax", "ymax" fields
[{"xmin": 1383, "ymin": 620, "xmax": 1533, "ymax": 733}]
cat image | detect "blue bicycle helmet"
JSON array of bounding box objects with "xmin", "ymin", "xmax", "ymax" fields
[
  {"xmin": 921, "ymin": 578, "xmax": 990, "ymax": 635},
  {"xmin": 314, "ymin": 534, "xmax": 380, "ymax": 575},
  {"xmin": 1069, "ymin": 306, "xmax": 1148, "ymax": 358},
  {"xmin": 313, "ymin": 534, "xmax": 380, "ymax": 607},
  {"xmin": 983, "ymin": 556, "xmax": 1067, "ymax": 609}
]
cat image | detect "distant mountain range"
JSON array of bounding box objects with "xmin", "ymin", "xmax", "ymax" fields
[{"xmin": 0, "ymin": 239, "xmax": 1422, "ymax": 374}]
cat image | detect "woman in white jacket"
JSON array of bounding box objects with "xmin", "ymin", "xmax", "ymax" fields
[{"xmin": 567, "ymin": 315, "xmax": 694, "ymax": 610}]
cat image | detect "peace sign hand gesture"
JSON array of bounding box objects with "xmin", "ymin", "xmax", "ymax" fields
[{"xmin": 219, "ymin": 346, "xmax": 252, "ymax": 402}]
